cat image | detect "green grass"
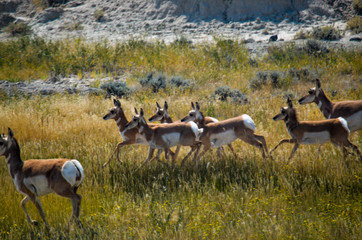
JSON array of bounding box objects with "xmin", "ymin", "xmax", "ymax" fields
[{"xmin": 0, "ymin": 37, "xmax": 361, "ymax": 239}]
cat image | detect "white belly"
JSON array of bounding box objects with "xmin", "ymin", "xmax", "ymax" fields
[
  {"xmin": 210, "ymin": 130, "xmax": 237, "ymax": 148},
  {"xmin": 161, "ymin": 133, "xmax": 180, "ymax": 148},
  {"xmin": 301, "ymin": 131, "xmax": 330, "ymax": 145},
  {"xmin": 23, "ymin": 175, "xmax": 53, "ymax": 196},
  {"xmin": 345, "ymin": 111, "xmax": 362, "ymax": 132}
]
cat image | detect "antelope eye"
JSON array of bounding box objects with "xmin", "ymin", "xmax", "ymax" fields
[
  {"xmin": 281, "ymin": 110, "xmax": 286, "ymax": 114},
  {"xmin": 308, "ymin": 90, "xmax": 313, "ymax": 95},
  {"xmin": 158, "ymin": 112, "xmax": 162, "ymax": 115},
  {"xmin": 110, "ymin": 110, "xmax": 115, "ymax": 114},
  {"xmin": 190, "ymin": 113, "xmax": 194, "ymax": 117}
]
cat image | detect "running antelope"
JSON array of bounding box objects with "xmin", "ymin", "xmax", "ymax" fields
[
  {"xmin": 181, "ymin": 102, "xmax": 236, "ymax": 158},
  {"xmin": 270, "ymin": 98, "xmax": 360, "ymax": 161},
  {"xmin": 298, "ymin": 79, "xmax": 362, "ymax": 132},
  {"xmin": 0, "ymin": 128, "xmax": 84, "ymax": 228},
  {"xmin": 181, "ymin": 102, "xmax": 268, "ymax": 164},
  {"xmin": 124, "ymin": 108, "xmax": 203, "ymax": 167},
  {"xmin": 148, "ymin": 101, "xmax": 182, "ymax": 163},
  {"xmin": 102, "ymin": 99, "xmax": 173, "ymax": 167}
]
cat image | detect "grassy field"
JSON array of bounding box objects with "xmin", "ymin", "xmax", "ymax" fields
[{"xmin": 0, "ymin": 37, "xmax": 361, "ymax": 239}]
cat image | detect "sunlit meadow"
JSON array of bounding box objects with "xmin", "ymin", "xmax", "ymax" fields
[{"xmin": 0, "ymin": 37, "xmax": 361, "ymax": 239}]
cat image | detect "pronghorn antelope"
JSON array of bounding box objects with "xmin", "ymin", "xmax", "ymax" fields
[
  {"xmin": 270, "ymin": 98, "xmax": 360, "ymax": 161},
  {"xmin": 148, "ymin": 101, "xmax": 182, "ymax": 163},
  {"xmin": 298, "ymin": 79, "xmax": 362, "ymax": 132},
  {"xmin": 102, "ymin": 99, "xmax": 172, "ymax": 167},
  {"xmin": 124, "ymin": 108, "xmax": 203, "ymax": 167},
  {"xmin": 181, "ymin": 102, "xmax": 268, "ymax": 163},
  {"xmin": 0, "ymin": 128, "xmax": 84, "ymax": 228},
  {"xmin": 181, "ymin": 102, "xmax": 236, "ymax": 158},
  {"xmin": 148, "ymin": 101, "xmax": 175, "ymax": 124}
]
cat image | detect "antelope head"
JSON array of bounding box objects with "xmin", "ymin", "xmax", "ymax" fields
[
  {"xmin": 103, "ymin": 99, "xmax": 123, "ymax": 120},
  {"xmin": 181, "ymin": 102, "xmax": 202, "ymax": 122},
  {"xmin": 125, "ymin": 108, "xmax": 146, "ymax": 131},
  {"xmin": 273, "ymin": 98, "xmax": 295, "ymax": 121},
  {"xmin": 298, "ymin": 79, "xmax": 322, "ymax": 105},
  {"xmin": 0, "ymin": 128, "xmax": 12, "ymax": 156},
  {"xmin": 148, "ymin": 101, "xmax": 168, "ymax": 122}
]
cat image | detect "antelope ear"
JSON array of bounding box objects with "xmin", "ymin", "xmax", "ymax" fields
[
  {"xmin": 196, "ymin": 102, "xmax": 200, "ymax": 111},
  {"xmin": 164, "ymin": 101, "xmax": 168, "ymax": 110},
  {"xmin": 134, "ymin": 108, "xmax": 138, "ymax": 115},
  {"xmin": 140, "ymin": 108, "xmax": 144, "ymax": 117},
  {"xmin": 114, "ymin": 99, "xmax": 121, "ymax": 108},
  {"xmin": 156, "ymin": 102, "xmax": 161, "ymax": 109},
  {"xmin": 316, "ymin": 79, "xmax": 321, "ymax": 89},
  {"xmin": 8, "ymin": 128, "xmax": 14, "ymax": 140},
  {"xmin": 191, "ymin": 102, "xmax": 195, "ymax": 110},
  {"xmin": 287, "ymin": 97, "xmax": 293, "ymax": 108}
]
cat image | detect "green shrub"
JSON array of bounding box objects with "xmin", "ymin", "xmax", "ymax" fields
[
  {"xmin": 213, "ymin": 86, "xmax": 248, "ymax": 104},
  {"xmin": 93, "ymin": 9, "xmax": 105, "ymax": 22},
  {"xmin": 294, "ymin": 30, "xmax": 310, "ymax": 40},
  {"xmin": 3, "ymin": 22, "xmax": 32, "ymax": 36},
  {"xmin": 352, "ymin": 0, "xmax": 362, "ymax": 15},
  {"xmin": 249, "ymin": 68, "xmax": 318, "ymax": 90},
  {"xmin": 168, "ymin": 76, "xmax": 193, "ymax": 90},
  {"xmin": 304, "ymin": 40, "xmax": 329, "ymax": 55},
  {"xmin": 139, "ymin": 72, "xmax": 167, "ymax": 93},
  {"xmin": 346, "ymin": 16, "xmax": 362, "ymax": 34},
  {"xmin": 100, "ymin": 81, "xmax": 131, "ymax": 98},
  {"xmin": 63, "ymin": 21, "xmax": 84, "ymax": 31},
  {"xmin": 249, "ymin": 71, "xmax": 286, "ymax": 90},
  {"xmin": 310, "ymin": 26, "xmax": 342, "ymax": 41}
]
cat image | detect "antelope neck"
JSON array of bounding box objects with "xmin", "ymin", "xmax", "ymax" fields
[
  {"xmin": 284, "ymin": 113, "xmax": 299, "ymax": 133},
  {"xmin": 6, "ymin": 140, "xmax": 24, "ymax": 178},
  {"xmin": 316, "ymin": 90, "xmax": 333, "ymax": 119},
  {"xmin": 161, "ymin": 114, "xmax": 173, "ymax": 123},
  {"xmin": 115, "ymin": 113, "xmax": 129, "ymax": 131}
]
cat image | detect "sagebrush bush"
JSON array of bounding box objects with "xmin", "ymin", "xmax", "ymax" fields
[
  {"xmin": 304, "ymin": 40, "xmax": 329, "ymax": 55},
  {"xmin": 294, "ymin": 30, "xmax": 310, "ymax": 40},
  {"xmin": 352, "ymin": 0, "xmax": 362, "ymax": 15},
  {"xmin": 93, "ymin": 9, "xmax": 105, "ymax": 22},
  {"xmin": 213, "ymin": 86, "xmax": 248, "ymax": 104},
  {"xmin": 288, "ymin": 67, "xmax": 319, "ymax": 82},
  {"xmin": 139, "ymin": 72, "xmax": 167, "ymax": 93},
  {"xmin": 168, "ymin": 76, "xmax": 193, "ymax": 90},
  {"xmin": 310, "ymin": 26, "xmax": 342, "ymax": 41},
  {"xmin": 346, "ymin": 16, "xmax": 362, "ymax": 34},
  {"xmin": 100, "ymin": 81, "xmax": 131, "ymax": 98},
  {"xmin": 3, "ymin": 22, "xmax": 32, "ymax": 36},
  {"xmin": 249, "ymin": 71, "xmax": 286, "ymax": 90}
]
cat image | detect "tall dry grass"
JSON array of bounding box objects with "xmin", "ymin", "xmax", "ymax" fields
[
  {"xmin": 0, "ymin": 37, "xmax": 361, "ymax": 239},
  {"xmin": 0, "ymin": 86, "xmax": 361, "ymax": 239}
]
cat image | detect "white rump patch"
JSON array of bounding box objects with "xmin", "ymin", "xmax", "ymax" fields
[
  {"xmin": 301, "ymin": 131, "xmax": 330, "ymax": 145},
  {"xmin": 61, "ymin": 160, "xmax": 84, "ymax": 187},
  {"xmin": 161, "ymin": 132, "xmax": 181, "ymax": 147},
  {"xmin": 208, "ymin": 117, "xmax": 219, "ymax": 123},
  {"xmin": 242, "ymin": 114, "xmax": 256, "ymax": 131},
  {"xmin": 338, "ymin": 117, "xmax": 350, "ymax": 134},
  {"xmin": 23, "ymin": 175, "xmax": 52, "ymax": 196}
]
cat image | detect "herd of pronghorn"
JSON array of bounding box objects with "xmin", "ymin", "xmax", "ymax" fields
[{"xmin": 0, "ymin": 79, "xmax": 361, "ymax": 228}]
